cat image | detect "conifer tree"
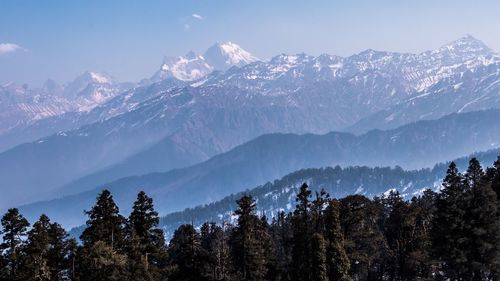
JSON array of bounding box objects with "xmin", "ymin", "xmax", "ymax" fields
[
  {"xmin": 80, "ymin": 189, "xmax": 126, "ymax": 250},
  {"xmin": 200, "ymin": 222, "xmax": 229, "ymax": 280},
  {"xmin": 311, "ymin": 233, "xmax": 328, "ymax": 281},
  {"xmin": 311, "ymin": 189, "xmax": 329, "ymax": 233},
  {"xmin": 463, "ymin": 160, "xmax": 500, "ymax": 279},
  {"xmin": 406, "ymin": 191, "xmax": 436, "ymax": 279},
  {"xmin": 230, "ymin": 195, "xmax": 267, "ymax": 281},
  {"xmin": 126, "ymin": 191, "xmax": 168, "ymax": 281},
  {"xmin": 432, "ymin": 162, "xmax": 468, "ymax": 279},
  {"xmin": 78, "ymin": 190, "xmax": 128, "ymax": 281},
  {"xmin": 78, "ymin": 241, "xmax": 129, "ymax": 281},
  {"xmin": 291, "ymin": 183, "xmax": 312, "ymax": 281},
  {"xmin": 47, "ymin": 222, "xmax": 70, "ymax": 280},
  {"xmin": 270, "ymin": 212, "xmax": 293, "ymax": 281},
  {"xmin": 340, "ymin": 195, "xmax": 386, "ymax": 280},
  {"xmin": 489, "ymin": 156, "xmax": 500, "ymax": 199},
  {"xmin": 324, "ymin": 200, "xmax": 350, "ymax": 281},
  {"xmin": 23, "ymin": 214, "xmax": 52, "ymax": 281},
  {"xmin": 463, "ymin": 158, "xmax": 485, "ymax": 189},
  {"xmin": 259, "ymin": 215, "xmax": 277, "ymax": 281},
  {"xmin": 168, "ymin": 224, "xmax": 208, "ymax": 281},
  {"xmin": 0, "ymin": 208, "xmax": 29, "ymax": 281}
]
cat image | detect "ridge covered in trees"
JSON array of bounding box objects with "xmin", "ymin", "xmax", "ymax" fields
[{"xmin": 2, "ymin": 157, "xmax": 500, "ymax": 280}]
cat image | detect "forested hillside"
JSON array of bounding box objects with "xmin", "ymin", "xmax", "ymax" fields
[{"xmin": 2, "ymin": 157, "xmax": 500, "ymax": 280}]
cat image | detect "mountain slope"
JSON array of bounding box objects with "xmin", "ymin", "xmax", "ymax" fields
[
  {"xmin": 0, "ymin": 72, "xmax": 132, "ymax": 152},
  {"xmin": 158, "ymin": 147, "xmax": 500, "ymax": 235},
  {"xmin": 348, "ymin": 61, "xmax": 500, "ymax": 133},
  {"xmin": 18, "ymin": 109, "xmax": 500, "ymax": 227},
  {"xmin": 3, "ymin": 36, "xmax": 500, "ymax": 208}
]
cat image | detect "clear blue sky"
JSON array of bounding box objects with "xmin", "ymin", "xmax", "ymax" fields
[{"xmin": 1, "ymin": 0, "xmax": 500, "ymax": 86}]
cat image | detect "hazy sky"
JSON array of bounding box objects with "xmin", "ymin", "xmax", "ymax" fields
[{"xmin": 1, "ymin": 0, "xmax": 500, "ymax": 85}]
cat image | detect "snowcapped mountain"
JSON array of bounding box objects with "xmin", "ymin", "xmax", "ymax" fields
[
  {"xmin": 0, "ymin": 72, "xmax": 135, "ymax": 151},
  {"xmin": 0, "ymin": 82, "xmax": 72, "ymax": 135},
  {"xmin": 63, "ymin": 71, "xmax": 128, "ymax": 112},
  {"xmin": 203, "ymin": 42, "xmax": 259, "ymax": 70},
  {"xmin": 150, "ymin": 42, "xmax": 259, "ymax": 82},
  {"xmin": 2, "ymin": 35, "xmax": 500, "ymax": 211}
]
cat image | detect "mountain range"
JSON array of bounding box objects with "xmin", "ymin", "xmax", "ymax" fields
[
  {"xmin": 18, "ymin": 109, "xmax": 500, "ymax": 227},
  {"xmin": 2, "ymin": 35, "xmax": 500, "ymax": 223}
]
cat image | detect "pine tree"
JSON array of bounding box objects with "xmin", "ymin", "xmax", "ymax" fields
[
  {"xmin": 489, "ymin": 156, "xmax": 500, "ymax": 199},
  {"xmin": 291, "ymin": 183, "xmax": 312, "ymax": 281},
  {"xmin": 46, "ymin": 222, "xmax": 70, "ymax": 281},
  {"xmin": 406, "ymin": 191, "xmax": 436, "ymax": 279},
  {"xmin": 168, "ymin": 224, "xmax": 208, "ymax": 281},
  {"xmin": 432, "ymin": 162, "xmax": 469, "ymax": 279},
  {"xmin": 0, "ymin": 208, "xmax": 30, "ymax": 281},
  {"xmin": 80, "ymin": 189, "xmax": 126, "ymax": 250},
  {"xmin": 78, "ymin": 241, "xmax": 129, "ymax": 281},
  {"xmin": 78, "ymin": 190, "xmax": 128, "ymax": 281},
  {"xmin": 463, "ymin": 158, "xmax": 485, "ymax": 189},
  {"xmin": 311, "ymin": 189, "xmax": 329, "ymax": 233},
  {"xmin": 230, "ymin": 195, "xmax": 267, "ymax": 281},
  {"xmin": 66, "ymin": 238, "xmax": 79, "ymax": 281},
  {"xmin": 200, "ymin": 222, "xmax": 229, "ymax": 280},
  {"xmin": 126, "ymin": 191, "xmax": 168, "ymax": 281},
  {"xmin": 270, "ymin": 212, "xmax": 293, "ymax": 281},
  {"xmin": 259, "ymin": 215, "xmax": 277, "ymax": 281},
  {"xmin": 340, "ymin": 195, "xmax": 386, "ymax": 280},
  {"xmin": 23, "ymin": 214, "xmax": 52, "ymax": 281},
  {"xmin": 311, "ymin": 233, "xmax": 327, "ymax": 281},
  {"xmin": 324, "ymin": 200, "xmax": 350, "ymax": 281},
  {"xmin": 463, "ymin": 161, "xmax": 500, "ymax": 280}
]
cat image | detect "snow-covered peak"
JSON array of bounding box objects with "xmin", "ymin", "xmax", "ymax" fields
[
  {"xmin": 63, "ymin": 71, "xmax": 116, "ymax": 97},
  {"xmin": 88, "ymin": 72, "xmax": 114, "ymax": 84},
  {"xmin": 70, "ymin": 71, "xmax": 116, "ymax": 86},
  {"xmin": 151, "ymin": 42, "xmax": 259, "ymax": 82},
  {"xmin": 154, "ymin": 53, "xmax": 212, "ymax": 82},
  {"xmin": 203, "ymin": 42, "xmax": 259, "ymax": 70},
  {"xmin": 431, "ymin": 35, "xmax": 496, "ymax": 58}
]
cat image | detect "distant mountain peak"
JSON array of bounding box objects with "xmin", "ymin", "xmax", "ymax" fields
[
  {"xmin": 436, "ymin": 34, "xmax": 495, "ymax": 56},
  {"xmin": 184, "ymin": 50, "xmax": 198, "ymax": 60},
  {"xmin": 203, "ymin": 41, "xmax": 259, "ymax": 70},
  {"xmin": 76, "ymin": 71, "xmax": 116, "ymax": 84},
  {"xmin": 151, "ymin": 42, "xmax": 258, "ymax": 82}
]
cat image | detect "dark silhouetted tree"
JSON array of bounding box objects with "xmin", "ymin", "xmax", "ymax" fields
[{"xmin": 0, "ymin": 208, "xmax": 29, "ymax": 281}]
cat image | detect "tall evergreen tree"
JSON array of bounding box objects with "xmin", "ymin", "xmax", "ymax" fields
[
  {"xmin": 78, "ymin": 241, "xmax": 129, "ymax": 281},
  {"xmin": 311, "ymin": 233, "xmax": 328, "ymax": 281},
  {"xmin": 230, "ymin": 195, "xmax": 267, "ymax": 281},
  {"xmin": 80, "ymin": 189, "xmax": 126, "ymax": 250},
  {"xmin": 340, "ymin": 195, "xmax": 386, "ymax": 280},
  {"xmin": 291, "ymin": 183, "xmax": 312, "ymax": 281},
  {"xmin": 324, "ymin": 200, "xmax": 350, "ymax": 281},
  {"xmin": 168, "ymin": 224, "xmax": 208, "ymax": 281},
  {"xmin": 23, "ymin": 214, "xmax": 52, "ymax": 281},
  {"xmin": 432, "ymin": 162, "xmax": 469, "ymax": 279},
  {"xmin": 200, "ymin": 222, "xmax": 230, "ymax": 280},
  {"xmin": 78, "ymin": 190, "xmax": 128, "ymax": 281},
  {"xmin": 463, "ymin": 160, "xmax": 500, "ymax": 280},
  {"xmin": 270, "ymin": 212, "xmax": 293, "ymax": 281},
  {"xmin": 0, "ymin": 208, "xmax": 29, "ymax": 281},
  {"xmin": 463, "ymin": 158, "xmax": 485, "ymax": 189},
  {"xmin": 311, "ymin": 189, "xmax": 329, "ymax": 233},
  {"xmin": 491, "ymin": 156, "xmax": 500, "ymax": 199},
  {"xmin": 126, "ymin": 191, "xmax": 168, "ymax": 281},
  {"xmin": 46, "ymin": 222, "xmax": 70, "ymax": 280}
]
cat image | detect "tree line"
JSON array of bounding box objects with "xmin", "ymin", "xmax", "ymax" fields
[{"xmin": 1, "ymin": 157, "xmax": 500, "ymax": 281}]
